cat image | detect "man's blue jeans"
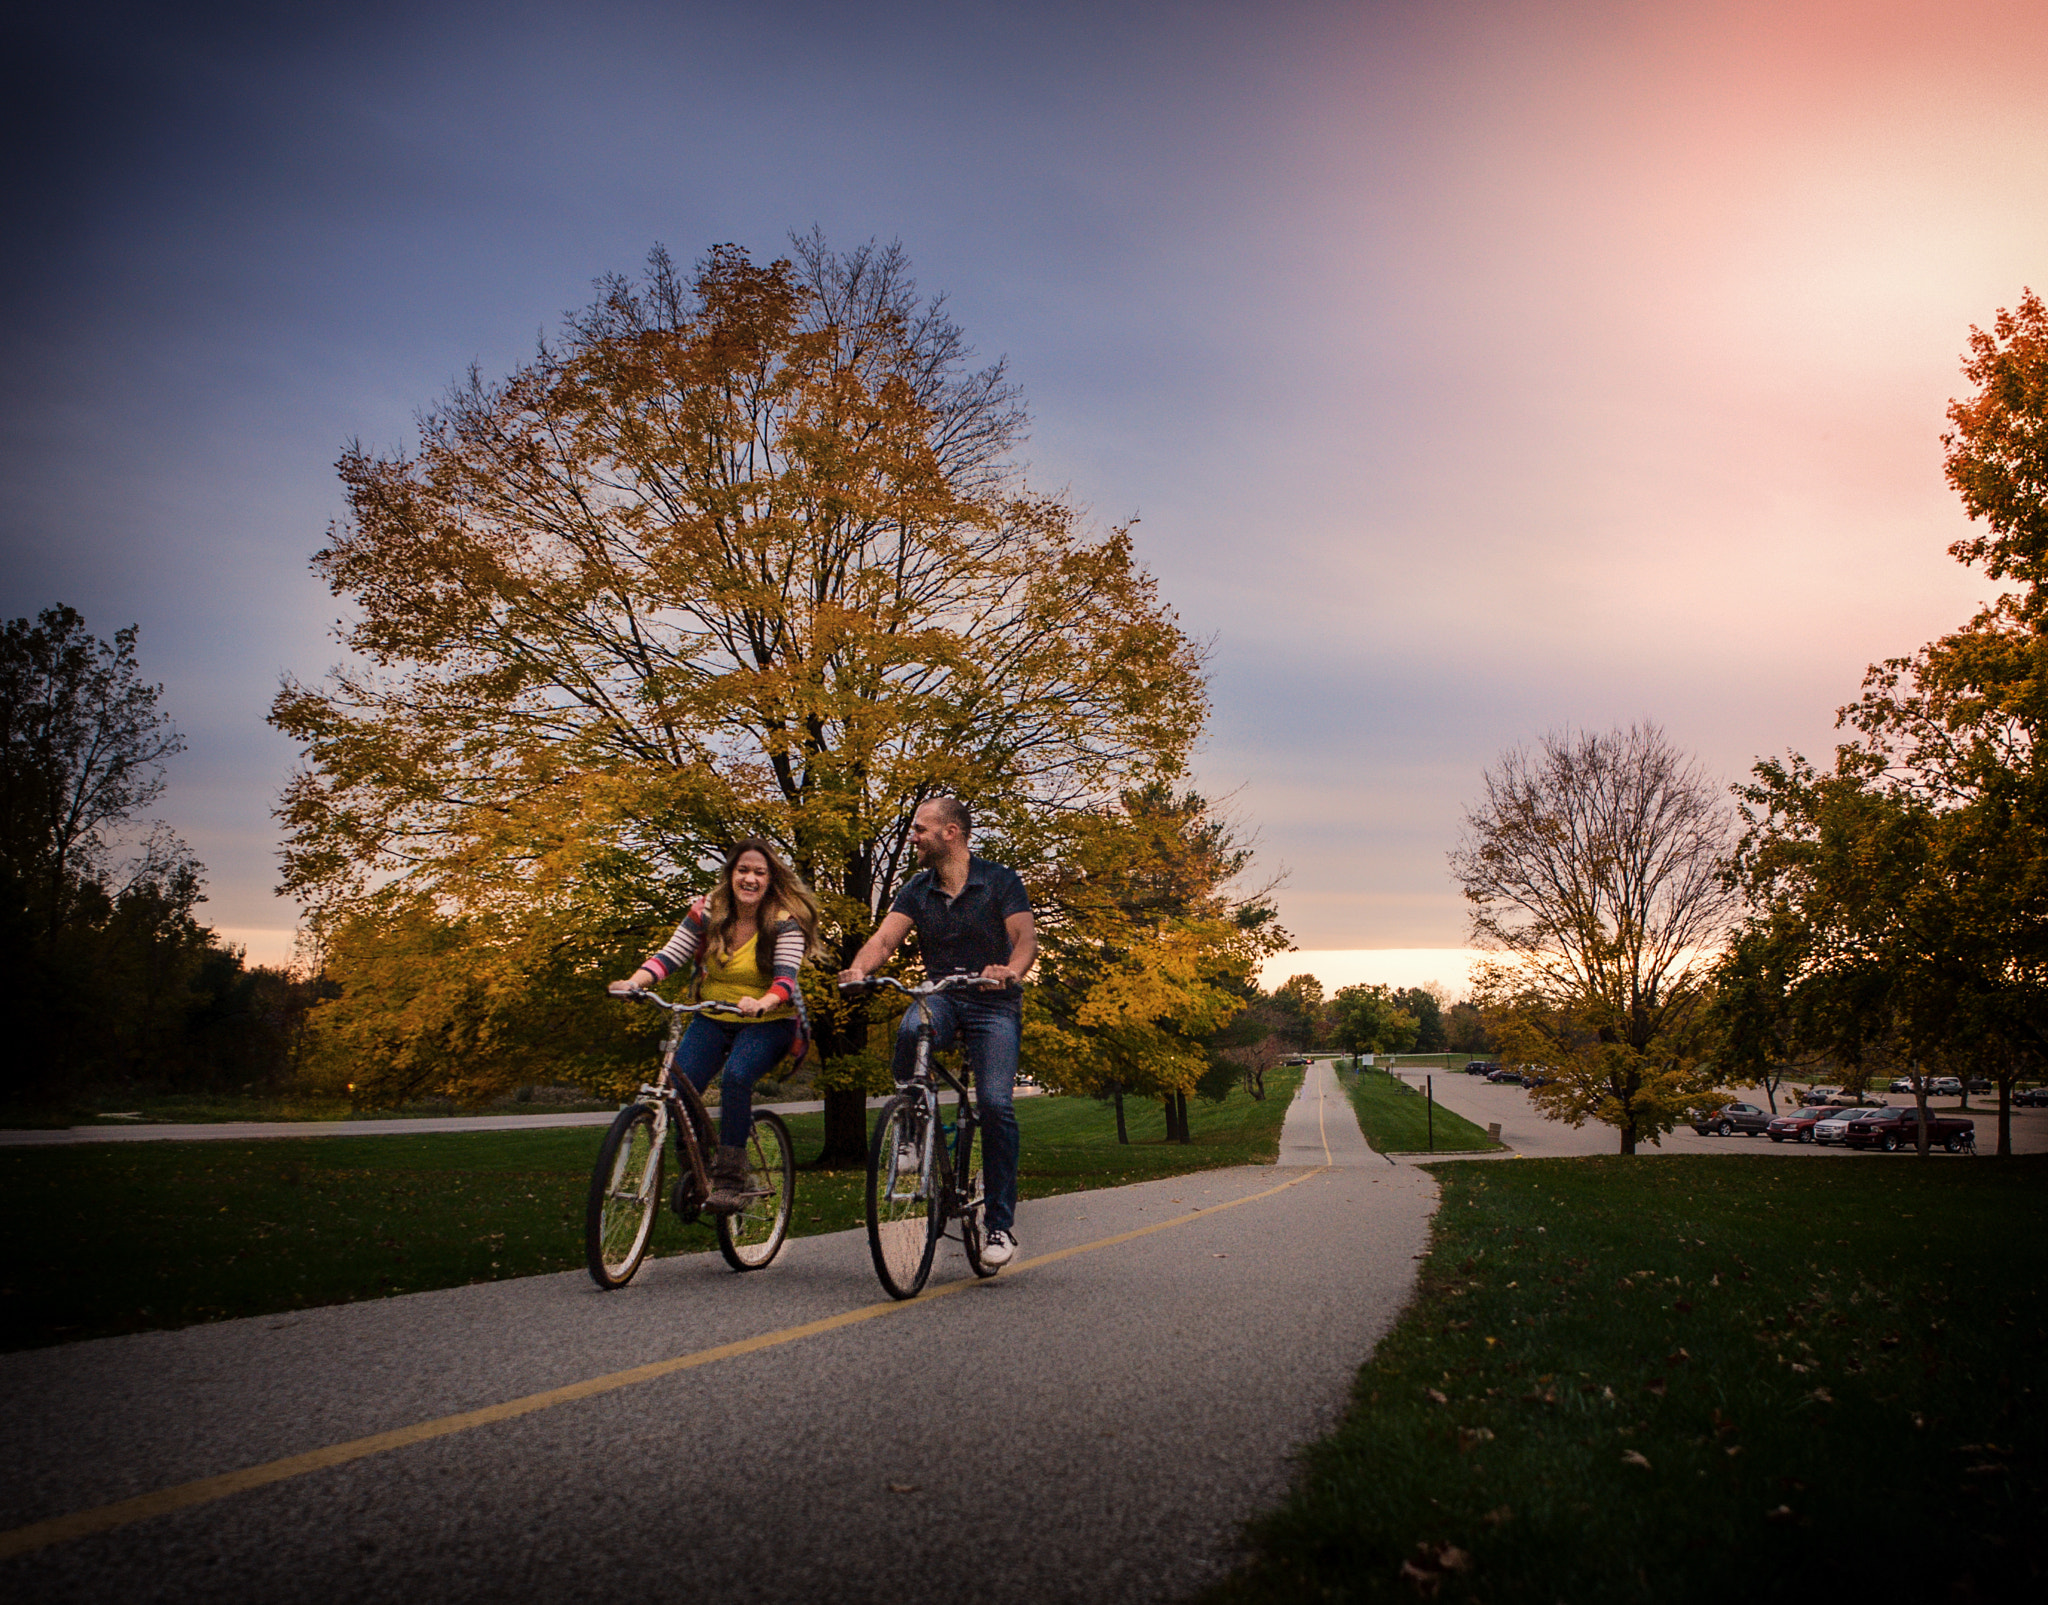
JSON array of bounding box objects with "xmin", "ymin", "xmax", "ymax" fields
[
  {"xmin": 670, "ymin": 1016, "xmax": 796, "ymax": 1149},
  {"xmin": 892, "ymin": 989, "xmax": 1022, "ymax": 1235}
]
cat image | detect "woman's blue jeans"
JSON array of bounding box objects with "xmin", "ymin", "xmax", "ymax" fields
[
  {"xmin": 891, "ymin": 991, "xmax": 1022, "ymax": 1235},
  {"xmin": 669, "ymin": 1015, "xmax": 795, "ymax": 1149}
]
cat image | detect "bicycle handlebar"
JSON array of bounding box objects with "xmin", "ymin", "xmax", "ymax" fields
[
  {"xmin": 837, "ymin": 973, "xmax": 1006, "ymax": 999},
  {"xmin": 608, "ymin": 987, "xmax": 748, "ymax": 1018}
]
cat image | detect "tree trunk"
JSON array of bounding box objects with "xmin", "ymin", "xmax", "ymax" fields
[
  {"xmin": 1619, "ymin": 1124, "xmax": 1637, "ymax": 1155},
  {"xmin": 1161, "ymin": 1093, "xmax": 1182, "ymax": 1143},
  {"xmin": 814, "ymin": 1087, "xmax": 868, "ymax": 1167},
  {"xmin": 1112, "ymin": 1084, "xmax": 1129, "ymax": 1144},
  {"xmin": 1175, "ymin": 1089, "xmax": 1191, "ymax": 1144},
  {"xmin": 1997, "ymin": 1078, "xmax": 2012, "ymax": 1157}
]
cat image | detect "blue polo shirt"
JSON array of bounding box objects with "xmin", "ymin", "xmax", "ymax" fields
[{"xmin": 890, "ymin": 854, "xmax": 1031, "ymax": 985}]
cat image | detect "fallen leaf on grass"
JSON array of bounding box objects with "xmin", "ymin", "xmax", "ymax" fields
[
  {"xmin": 1667, "ymin": 1348, "xmax": 1691, "ymax": 1364},
  {"xmin": 1400, "ymin": 1540, "xmax": 1474, "ymax": 1594},
  {"xmin": 1645, "ymin": 1379, "xmax": 1667, "ymax": 1398},
  {"xmin": 1457, "ymin": 1426, "xmax": 1496, "ymax": 1450},
  {"xmin": 1481, "ymin": 1505, "xmax": 1513, "ymax": 1527},
  {"xmin": 1621, "ymin": 1450, "xmax": 1652, "ymax": 1469},
  {"xmin": 1764, "ymin": 1504, "xmax": 1795, "ymax": 1522},
  {"xmin": 1520, "ymin": 1389, "xmax": 1556, "ymax": 1404},
  {"xmin": 1810, "ymin": 1387, "xmax": 1834, "ymax": 1405},
  {"xmin": 1424, "ymin": 1388, "xmax": 1449, "ymax": 1405}
]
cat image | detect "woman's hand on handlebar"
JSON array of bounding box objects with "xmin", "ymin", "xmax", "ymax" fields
[{"xmin": 607, "ymin": 973, "xmax": 650, "ymax": 997}]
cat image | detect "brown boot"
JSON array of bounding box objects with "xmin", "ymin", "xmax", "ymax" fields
[{"xmin": 704, "ymin": 1144, "xmax": 751, "ymax": 1215}]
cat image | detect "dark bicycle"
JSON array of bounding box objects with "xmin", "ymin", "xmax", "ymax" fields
[
  {"xmin": 840, "ymin": 973, "xmax": 1007, "ymax": 1299},
  {"xmin": 585, "ymin": 991, "xmax": 796, "ymax": 1288}
]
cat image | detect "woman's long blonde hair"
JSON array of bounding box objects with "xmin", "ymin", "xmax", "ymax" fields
[{"xmin": 701, "ymin": 837, "xmax": 819, "ymax": 967}]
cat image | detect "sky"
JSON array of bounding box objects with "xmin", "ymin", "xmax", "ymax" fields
[{"xmin": 5, "ymin": 0, "xmax": 2046, "ymax": 994}]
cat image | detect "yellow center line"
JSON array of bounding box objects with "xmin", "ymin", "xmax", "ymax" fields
[{"xmin": 0, "ymin": 1165, "xmax": 1328, "ymax": 1562}]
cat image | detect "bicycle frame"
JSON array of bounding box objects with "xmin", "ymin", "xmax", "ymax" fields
[
  {"xmin": 852, "ymin": 974, "xmax": 995, "ymax": 1233},
  {"xmin": 619, "ymin": 991, "xmax": 750, "ymax": 1211}
]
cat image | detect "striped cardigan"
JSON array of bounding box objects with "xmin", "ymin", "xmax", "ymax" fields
[{"xmin": 642, "ymin": 901, "xmax": 806, "ymax": 1006}]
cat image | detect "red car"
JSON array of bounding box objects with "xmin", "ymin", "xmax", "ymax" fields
[
  {"xmin": 1767, "ymin": 1108, "xmax": 1834, "ymax": 1143},
  {"xmin": 1840, "ymin": 1106, "xmax": 1976, "ymax": 1153}
]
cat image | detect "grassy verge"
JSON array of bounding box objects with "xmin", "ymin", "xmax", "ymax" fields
[
  {"xmin": 0, "ymin": 1071, "xmax": 1297, "ymax": 1351},
  {"xmin": 1205, "ymin": 1153, "xmax": 2046, "ymax": 1604},
  {"xmin": 1342, "ymin": 1066, "xmax": 1501, "ymax": 1154}
]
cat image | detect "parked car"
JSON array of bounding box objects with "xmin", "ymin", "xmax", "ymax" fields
[
  {"xmin": 1692, "ymin": 1101, "xmax": 1771, "ymax": 1137},
  {"xmin": 1800, "ymin": 1088, "xmax": 1839, "ymax": 1107},
  {"xmin": 1841, "ymin": 1106, "xmax": 1976, "ymax": 1153},
  {"xmin": 2015, "ymin": 1086, "xmax": 2048, "ymax": 1108},
  {"xmin": 1520, "ymin": 1069, "xmax": 1555, "ymax": 1089},
  {"xmin": 1826, "ymin": 1090, "xmax": 1886, "ymax": 1107},
  {"xmin": 1965, "ymin": 1078, "xmax": 1992, "ymax": 1095},
  {"xmin": 1485, "ymin": 1067, "xmax": 1524, "ymax": 1084},
  {"xmin": 1464, "ymin": 1061, "xmax": 1501, "ymax": 1077},
  {"xmin": 1888, "ymin": 1078, "xmax": 1919, "ymax": 1094},
  {"xmin": 1768, "ymin": 1107, "xmax": 1840, "ymax": 1143},
  {"xmin": 1930, "ymin": 1076, "xmax": 1963, "ymax": 1096},
  {"xmin": 1811, "ymin": 1108, "xmax": 1872, "ymax": 1145},
  {"xmin": 1280, "ymin": 1055, "xmax": 1311, "ymax": 1067}
]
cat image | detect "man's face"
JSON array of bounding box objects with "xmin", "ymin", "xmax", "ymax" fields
[{"xmin": 910, "ymin": 804, "xmax": 955, "ymax": 866}]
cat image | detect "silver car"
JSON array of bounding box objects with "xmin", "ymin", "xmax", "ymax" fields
[{"xmin": 1812, "ymin": 1108, "xmax": 1870, "ymax": 1145}]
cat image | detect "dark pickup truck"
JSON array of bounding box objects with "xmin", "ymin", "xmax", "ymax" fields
[{"xmin": 1841, "ymin": 1106, "xmax": 1976, "ymax": 1153}]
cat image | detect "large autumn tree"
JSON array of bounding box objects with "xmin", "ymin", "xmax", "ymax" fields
[
  {"xmin": 1718, "ymin": 290, "xmax": 2048, "ymax": 1154},
  {"xmin": 1450, "ymin": 723, "xmax": 1737, "ymax": 1152},
  {"xmin": 272, "ymin": 237, "xmax": 1215, "ymax": 1137}
]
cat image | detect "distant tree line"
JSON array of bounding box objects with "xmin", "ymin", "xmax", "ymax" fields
[
  {"xmin": 1446, "ymin": 290, "xmax": 2048, "ymax": 1156},
  {"xmin": 2, "ymin": 605, "xmax": 323, "ymax": 1107}
]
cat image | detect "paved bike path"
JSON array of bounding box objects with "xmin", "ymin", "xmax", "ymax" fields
[
  {"xmin": 0, "ymin": 1079, "xmax": 1436, "ymax": 1604},
  {"xmin": 1277, "ymin": 1056, "xmax": 1384, "ymax": 1167}
]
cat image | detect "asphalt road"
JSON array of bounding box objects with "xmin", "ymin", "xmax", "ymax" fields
[{"xmin": 0, "ymin": 1073, "xmax": 1436, "ymax": 1604}]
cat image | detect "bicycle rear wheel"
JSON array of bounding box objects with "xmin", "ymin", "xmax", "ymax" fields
[
  {"xmin": 586, "ymin": 1104, "xmax": 662, "ymax": 1289},
  {"xmin": 718, "ymin": 1110, "xmax": 796, "ymax": 1270},
  {"xmin": 867, "ymin": 1093, "xmax": 939, "ymax": 1299}
]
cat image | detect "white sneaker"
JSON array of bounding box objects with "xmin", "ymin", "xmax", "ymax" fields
[{"xmin": 982, "ymin": 1229, "xmax": 1016, "ymax": 1267}]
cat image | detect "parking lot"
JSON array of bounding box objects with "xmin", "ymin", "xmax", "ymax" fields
[{"xmin": 1385, "ymin": 1068, "xmax": 2048, "ymax": 1158}]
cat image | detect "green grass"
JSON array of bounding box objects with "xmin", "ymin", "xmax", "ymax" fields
[
  {"xmin": 0, "ymin": 1073, "xmax": 1298, "ymax": 1351},
  {"xmin": 1205, "ymin": 1153, "xmax": 2047, "ymax": 1605},
  {"xmin": 1343, "ymin": 1067, "xmax": 1502, "ymax": 1153}
]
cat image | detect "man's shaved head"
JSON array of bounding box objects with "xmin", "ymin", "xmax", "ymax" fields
[{"xmin": 923, "ymin": 795, "xmax": 970, "ymax": 837}]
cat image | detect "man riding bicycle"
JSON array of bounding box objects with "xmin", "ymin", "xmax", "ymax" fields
[{"xmin": 839, "ymin": 797, "xmax": 1036, "ymax": 1266}]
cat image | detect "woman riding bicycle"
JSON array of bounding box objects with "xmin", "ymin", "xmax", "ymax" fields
[{"xmin": 609, "ymin": 838, "xmax": 817, "ymax": 1214}]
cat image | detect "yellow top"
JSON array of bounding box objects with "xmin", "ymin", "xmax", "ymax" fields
[{"xmin": 698, "ymin": 932, "xmax": 794, "ymax": 1022}]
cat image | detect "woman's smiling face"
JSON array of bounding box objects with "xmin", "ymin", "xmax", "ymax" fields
[{"xmin": 730, "ymin": 849, "xmax": 771, "ymax": 910}]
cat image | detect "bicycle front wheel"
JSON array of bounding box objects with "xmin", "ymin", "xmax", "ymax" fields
[
  {"xmin": 953, "ymin": 1119, "xmax": 999, "ymax": 1279},
  {"xmin": 586, "ymin": 1104, "xmax": 663, "ymax": 1290},
  {"xmin": 718, "ymin": 1110, "xmax": 796, "ymax": 1271},
  {"xmin": 867, "ymin": 1093, "xmax": 939, "ymax": 1299}
]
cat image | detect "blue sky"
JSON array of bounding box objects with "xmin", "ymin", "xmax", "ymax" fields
[{"xmin": 5, "ymin": 0, "xmax": 2046, "ymax": 987}]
